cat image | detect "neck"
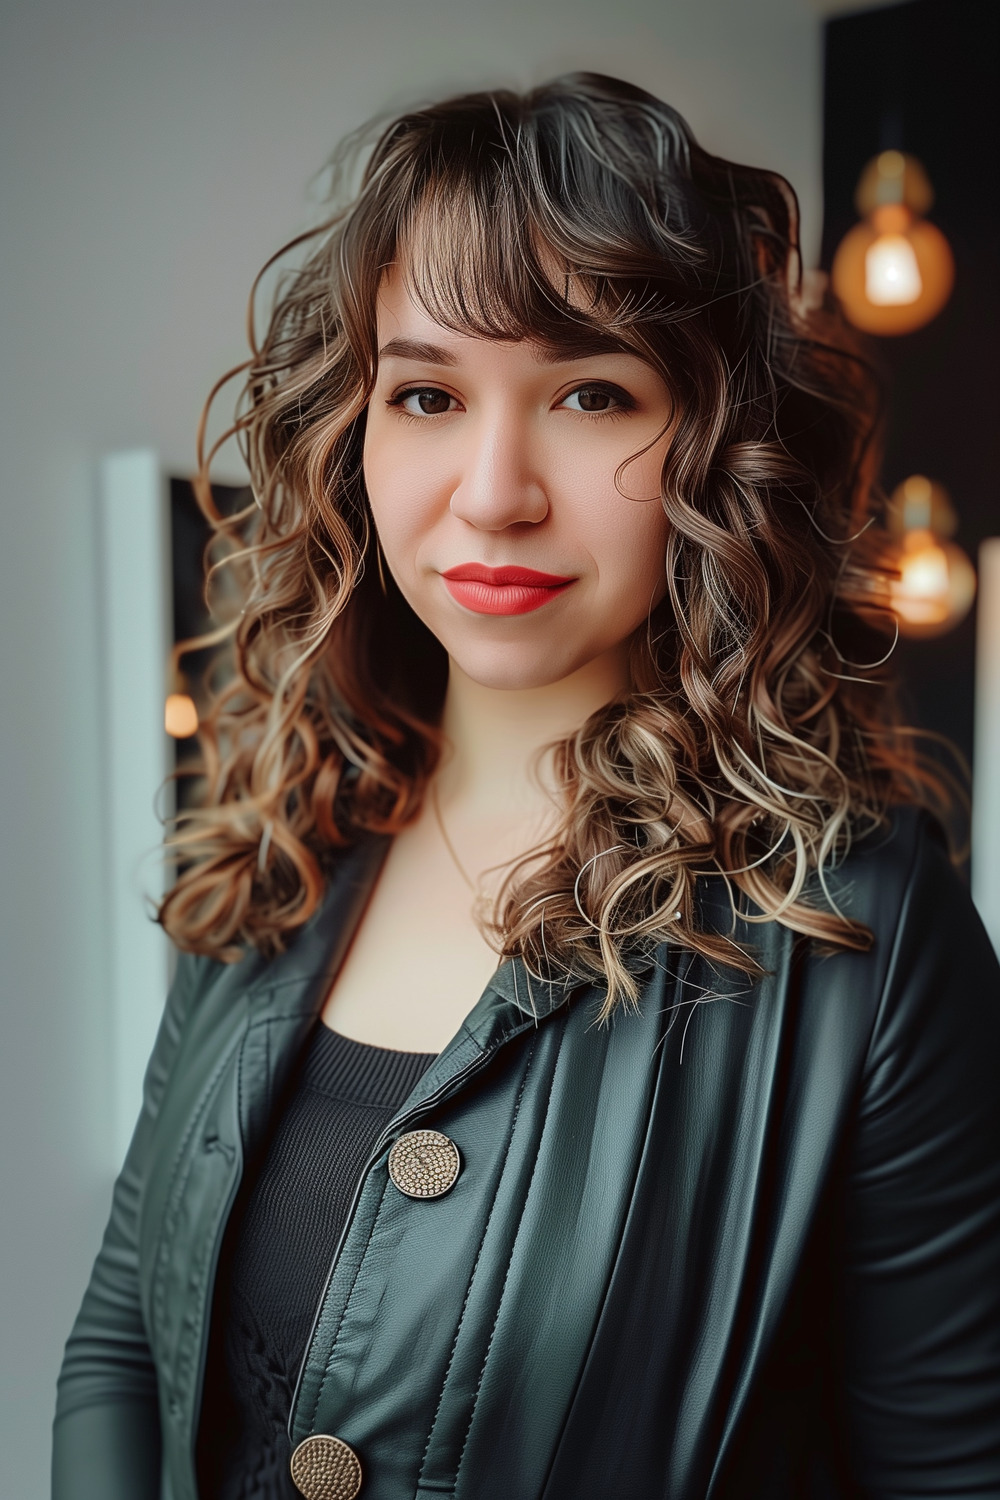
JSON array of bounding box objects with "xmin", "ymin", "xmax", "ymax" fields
[{"xmin": 436, "ymin": 647, "xmax": 629, "ymax": 826}]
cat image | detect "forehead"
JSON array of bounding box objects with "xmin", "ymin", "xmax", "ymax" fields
[{"xmin": 374, "ymin": 263, "xmax": 634, "ymax": 367}]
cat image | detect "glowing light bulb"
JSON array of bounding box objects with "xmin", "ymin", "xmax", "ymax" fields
[
  {"xmin": 831, "ymin": 154, "xmax": 953, "ymax": 335},
  {"xmin": 889, "ymin": 529, "xmax": 977, "ymax": 637},
  {"xmin": 165, "ymin": 692, "xmax": 199, "ymax": 738},
  {"xmin": 865, "ymin": 234, "xmax": 922, "ymax": 305}
]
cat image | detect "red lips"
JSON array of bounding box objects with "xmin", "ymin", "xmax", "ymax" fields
[{"xmin": 440, "ymin": 563, "xmax": 576, "ymax": 615}]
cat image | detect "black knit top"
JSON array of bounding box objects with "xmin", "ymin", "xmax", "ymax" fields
[{"xmin": 196, "ymin": 1023, "xmax": 436, "ymax": 1500}]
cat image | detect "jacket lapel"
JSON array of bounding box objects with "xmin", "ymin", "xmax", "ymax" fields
[{"xmin": 237, "ymin": 835, "xmax": 394, "ymax": 1151}]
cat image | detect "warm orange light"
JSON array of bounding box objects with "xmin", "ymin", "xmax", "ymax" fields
[
  {"xmin": 890, "ymin": 530, "xmax": 976, "ymax": 635},
  {"xmin": 831, "ymin": 153, "xmax": 954, "ymax": 336},
  {"xmin": 165, "ymin": 692, "xmax": 199, "ymax": 738},
  {"xmin": 865, "ymin": 222, "xmax": 922, "ymax": 305},
  {"xmin": 885, "ymin": 476, "xmax": 976, "ymax": 638}
]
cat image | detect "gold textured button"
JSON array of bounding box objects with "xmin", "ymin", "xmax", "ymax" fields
[
  {"xmin": 289, "ymin": 1434, "xmax": 362, "ymax": 1500},
  {"xmin": 387, "ymin": 1128, "xmax": 461, "ymax": 1198}
]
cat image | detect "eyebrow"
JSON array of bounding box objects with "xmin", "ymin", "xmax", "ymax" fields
[
  {"xmin": 377, "ymin": 332, "xmax": 635, "ymax": 366},
  {"xmin": 378, "ymin": 337, "xmax": 458, "ymax": 365}
]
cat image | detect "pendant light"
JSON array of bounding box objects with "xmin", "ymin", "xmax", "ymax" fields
[
  {"xmin": 831, "ymin": 151, "xmax": 954, "ymax": 336},
  {"xmin": 886, "ymin": 475, "xmax": 976, "ymax": 637}
]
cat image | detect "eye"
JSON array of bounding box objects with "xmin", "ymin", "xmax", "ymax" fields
[
  {"xmin": 560, "ymin": 383, "xmax": 636, "ymax": 416},
  {"xmin": 390, "ymin": 386, "xmax": 458, "ymax": 417}
]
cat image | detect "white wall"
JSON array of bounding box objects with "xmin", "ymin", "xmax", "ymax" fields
[{"xmin": 0, "ymin": 1, "xmax": 834, "ymax": 1493}]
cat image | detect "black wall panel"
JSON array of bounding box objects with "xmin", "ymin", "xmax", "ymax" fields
[{"xmin": 822, "ymin": 0, "xmax": 1000, "ymax": 771}]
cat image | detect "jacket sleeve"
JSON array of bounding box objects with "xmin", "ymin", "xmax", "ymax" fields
[
  {"xmin": 843, "ymin": 825, "xmax": 1000, "ymax": 1496},
  {"xmin": 52, "ymin": 951, "xmax": 205, "ymax": 1500}
]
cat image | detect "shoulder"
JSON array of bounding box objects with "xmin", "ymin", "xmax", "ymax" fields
[
  {"xmin": 827, "ymin": 802, "xmax": 951, "ymax": 946},
  {"xmin": 824, "ymin": 805, "xmax": 1000, "ymax": 1083},
  {"xmin": 169, "ymin": 944, "xmax": 260, "ymax": 1010},
  {"xmin": 837, "ymin": 801, "xmax": 946, "ymax": 893},
  {"xmin": 696, "ymin": 805, "xmax": 957, "ymax": 994},
  {"xmin": 807, "ymin": 803, "xmax": 996, "ymax": 1009},
  {"xmin": 161, "ymin": 945, "xmax": 265, "ymax": 1044},
  {"xmin": 697, "ymin": 807, "xmax": 998, "ymax": 1086},
  {"xmin": 164, "ymin": 833, "xmax": 391, "ymax": 1027},
  {"xmin": 138, "ymin": 946, "xmax": 259, "ymax": 1115},
  {"xmin": 829, "ymin": 803, "xmax": 995, "ymax": 997}
]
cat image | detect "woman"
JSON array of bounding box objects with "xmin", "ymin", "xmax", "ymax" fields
[{"xmin": 54, "ymin": 74, "xmax": 1000, "ymax": 1500}]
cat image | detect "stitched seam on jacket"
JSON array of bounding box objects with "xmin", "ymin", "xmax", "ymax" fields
[
  {"xmin": 237, "ymin": 1021, "xmax": 247, "ymax": 1145},
  {"xmin": 150, "ymin": 1045, "xmax": 240, "ymax": 1343},
  {"xmin": 166, "ymin": 1015, "xmax": 303, "ymax": 1464},
  {"xmin": 452, "ymin": 1030, "xmax": 562, "ymax": 1490},
  {"xmin": 416, "ymin": 1034, "xmax": 541, "ymax": 1484},
  {"xmin": 184, "ymin": 1029, "xmax": 254, "ymax": 1443},
  {"xmin": 133, "ymin": 959, "xmax": 199, "ymax": 1304},
  {"xmin": 308, "ymin": 1174, "xmax": 394, "ymax": 1432}
]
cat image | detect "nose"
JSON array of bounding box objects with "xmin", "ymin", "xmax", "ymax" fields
[{"xmin": 448, "ymin": 407, "xmax": 549, "ymax": 530}]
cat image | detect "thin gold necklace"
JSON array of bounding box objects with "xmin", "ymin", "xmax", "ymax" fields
[{"xmin": 430, "ymin": 781, "xmax": 477, "ymax": 892}]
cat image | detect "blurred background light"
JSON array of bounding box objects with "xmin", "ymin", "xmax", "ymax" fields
[
  {"xmin": 886, "ymin": 474, "xmax": 977, "ymax": 637},
  {"xmin": 832, "ymin": 150, "xmax": 954, "ymax": 334},
  {"xmin": 164, "ymin": 691, "xmax": 199, "ymax": 738}
]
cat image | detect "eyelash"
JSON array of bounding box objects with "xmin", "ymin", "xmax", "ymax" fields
[{"xmin": 385, "ymin": 382, "xmax": 637, "ymax": 423}]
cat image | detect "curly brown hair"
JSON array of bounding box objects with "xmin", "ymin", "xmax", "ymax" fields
[{"xmin": 159, "ymin": 73, "xmax": 952, "ymax": 1013}]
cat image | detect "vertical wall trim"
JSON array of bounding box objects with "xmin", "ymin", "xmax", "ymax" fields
[
  {"xmin": 99, "ymin": 450, "xmax": 171, "ymax": 1163},
  {"xmin": 973, "ymin": 537, "xmax": 1000, "ymax": 956}
]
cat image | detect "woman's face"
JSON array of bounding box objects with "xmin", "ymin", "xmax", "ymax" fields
[{"xmin": 363, "ymin": 266, "xmax": 674, "ymax": 692}]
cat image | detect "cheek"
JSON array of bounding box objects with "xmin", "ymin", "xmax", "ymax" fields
[
  {"xmin": 362, "ymin": 422, "xmax": 437, "ymax": 561},
  {"xmin": 603, "ymin": 506, "xmax": 670, "ymax": 610},
  {"xmin": 568, "ymin": 447, "xmax": 669, "ymax": 596},
  {"xmin": 606, "ymin": 446, "xmax": 670, "ymax": 599}
]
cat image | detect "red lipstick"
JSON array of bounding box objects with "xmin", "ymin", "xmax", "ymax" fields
[{"xmin": 440, "ymin": 563, "xmax": 576, "ymax": 615}]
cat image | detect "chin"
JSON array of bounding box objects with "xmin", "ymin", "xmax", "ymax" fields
[{"xmin": 446, "ymin": 641, "xmax": 584, "ymax": 692}]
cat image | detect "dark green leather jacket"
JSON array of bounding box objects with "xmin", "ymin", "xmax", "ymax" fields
[{"xmin": 53, "ymin": 810, "xmax": 1000, "ymax": 1498}]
